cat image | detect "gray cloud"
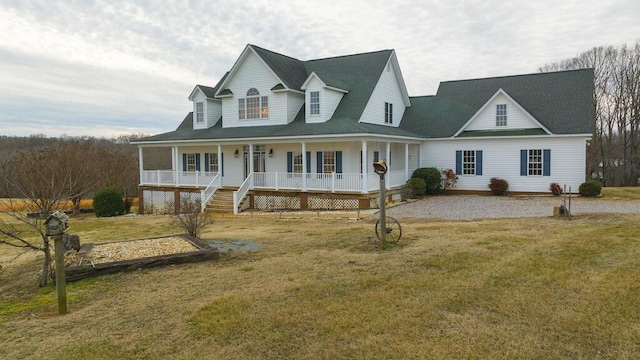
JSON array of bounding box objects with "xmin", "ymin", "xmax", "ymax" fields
[{"xmin": 0, "ymin": 0, "xmax": 638, "ymax": 137}]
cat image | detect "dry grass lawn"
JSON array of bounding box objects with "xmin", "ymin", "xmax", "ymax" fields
[{"xmin": 1, "ymin": 207, "xmax": 640, "ymax": 359}]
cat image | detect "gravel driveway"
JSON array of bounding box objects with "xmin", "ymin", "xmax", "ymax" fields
[{"xmin": 385, "ymin": 196, "xmax": 640, "ymax": 220}]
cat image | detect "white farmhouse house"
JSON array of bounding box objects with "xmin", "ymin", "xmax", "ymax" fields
[{"xmin": 133, "ymin": 44, "xmax": 593, "ymax": 214}]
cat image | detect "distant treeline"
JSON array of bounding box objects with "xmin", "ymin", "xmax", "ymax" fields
[{"xmin": 0, "ymin": 134, "xmax": 170, "ymax": 198}]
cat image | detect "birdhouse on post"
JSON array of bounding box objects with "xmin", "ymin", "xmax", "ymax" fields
[{"xmin": 45, "ymin": 211, "xmax": 70, "ymax": 315}]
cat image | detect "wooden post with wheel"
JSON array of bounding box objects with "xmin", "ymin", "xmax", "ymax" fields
[{"xmin": 373, "ymin": 160, "xmax": 388, "ymax": 243}]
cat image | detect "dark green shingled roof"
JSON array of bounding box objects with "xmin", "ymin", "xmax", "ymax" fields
[
  {"xmin": 400, "ymin": 69, "xmax": 594, "ymax": 138},
  {"xmin": 138, "ymin": 46, "xmax": 593, "ymax": 145},
  {"xmin": 140, "ymin": 107, "xmax": 419, "ymax": 143}
]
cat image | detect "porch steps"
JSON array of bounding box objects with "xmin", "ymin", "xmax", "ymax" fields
[{"xmin": 204, "ymin": 188, "xmax": 237, "ymax": 213}]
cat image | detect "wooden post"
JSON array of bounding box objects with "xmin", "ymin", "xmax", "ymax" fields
[{"xmin": 53, "ymin": 234, "xmax": 67, "ymax": 315}]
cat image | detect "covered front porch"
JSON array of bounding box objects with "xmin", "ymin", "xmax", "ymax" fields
[{"xmin": 137, "ymin": 138, "xmax": 422, "ymax": 214}]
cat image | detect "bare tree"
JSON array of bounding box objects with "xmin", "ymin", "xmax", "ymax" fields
[
  {"xmin": 540, "ymin": 41, "xmax": 640, "ymax": 186},
  {"xmin": 0, "ymin": 152, "xmax": 74, "ymax": 287},
  {"xmin": 171, "ymin": 197, "xmax": 212, "ymax": 239}
]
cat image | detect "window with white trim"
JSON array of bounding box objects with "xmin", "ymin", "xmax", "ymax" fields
[
  {"xmin": 528, "ymin": 149, "xmax": 542, "ymax": 176},
  {"xmin": 185, "ymin": 153, "xmax": 196, "ymax": 172},
  {"xmin": 385, "ymin": 102, "xmax": 393, "ymax": 124},
  {"xmin": 463, "ymin": 150, "xmax": 476, "ymax": 175},
  {"xmin": 310, "ymin": 91, "xmax": 320, "ymax": 115},
  {"xmin": 496, "ymin": 104, "xmax": 507, "ymax": 126},
  {"xmin": 323, "ymin": 151, "xmax": 335, "ymax": 173},
  {"xmin": 238, "ymin": 88, "xmax": 269, "ymax": 119},
  {"xmin": 293, "ymin": 153, "xmax": 303, "ymax": 173},
  {"xmin": 207, "ymin": 153, "xmax": 218, "ymax": 173},
  {"xmin": 196, "ymin": 102, "xmax": 204, "ymax": 123}
]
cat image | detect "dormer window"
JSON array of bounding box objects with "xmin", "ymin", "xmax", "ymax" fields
[
  {"xmin": 239, "ymin": 88, "xmax": 269, "ymax": 119},
  {"xmin": 496, "ymin": 104, "xmax": 507, "ymax": 126},
  {"xmin": 196, "ymin": 102, "xmax": 204, "ymax": 123},
  {"xmin": 310, "ymin": 91, "xmax": 320, "ymax": 115}
]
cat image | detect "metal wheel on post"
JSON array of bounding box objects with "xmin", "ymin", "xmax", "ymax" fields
[{"xmin": 375, "ymin": 216, "xmax": 402, "ymax": 243}]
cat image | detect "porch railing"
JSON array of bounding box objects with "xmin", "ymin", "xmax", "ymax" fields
[
  {"xmin": 233, "ymin": 173, "xmax": 254, "ymax": 215},
  {"xmin": 141, "ymin": 170, "xmax": 218, "ymax": 187},
  {"xmin": 200, "ymin": 173, "xmax": 222, "ymax": 212}
]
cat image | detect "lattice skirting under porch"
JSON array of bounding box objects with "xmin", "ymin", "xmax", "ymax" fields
[{"xmin": 139, "ymin": 187, "xmax": 201, "ymax": 215}]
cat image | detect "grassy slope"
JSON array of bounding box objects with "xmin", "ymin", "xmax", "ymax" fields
[{"xmin": 1, "ymin": 209, "xmax": 640, "ymax": 358}]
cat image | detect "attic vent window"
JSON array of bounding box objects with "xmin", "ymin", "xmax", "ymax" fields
[
  {"xmin": 239, "ymin": 88, "xmax": 269, "ymax": 119},
  {"xmin": 496, "ymin": 104, "xmax": 507, "ymax": 126}
]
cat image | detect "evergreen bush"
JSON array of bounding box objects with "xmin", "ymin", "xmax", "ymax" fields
[
  {"xmin": 411, "ymin": 167, "xmax": 442, "ymax": 194},
  {"xmin": 405, "ymin": 178, "xmax": 427, "ymax": 198},
  {"xmin": 93, "ymin": 188, "xmax": 125, "ymax": 217},
  {"xmin": 579, "ymin": 180, "xmax": 602, "ymax": 197}
]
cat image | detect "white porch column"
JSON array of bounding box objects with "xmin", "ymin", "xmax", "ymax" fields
[
  {"xmin": 217, "ymin": 144, "xmax": 222, "ymax": 186},
  {"xmin": 405, "ymin": 143, "xmax": 409, "ymax": 181},
  {"xmin": 361, "ymin": 140, "xmax": 368, "ymax": 193},
  {"xmin": 173, "ymin": 146, "xmax": 179, "ymax": 187},
  {"xmin": 138, "ymin": 147, "xmax": 144, "ymax": 185},
  {"xmin": 385, "ymin": 142, "xmax": 391, "ymax": 190},
  {"xmin": 301, "ymin": 142, "xmax": 307, "ymax": 191},
  {"xmin": 248, "ymin": 144, "xmax": 254, "ymax": 174}
]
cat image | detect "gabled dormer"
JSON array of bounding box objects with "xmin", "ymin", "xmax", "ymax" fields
[
  {"xmin": 359, "ymin": 51, "xmax": 411, "ymax": 127},
  {"xmin": 453, "ymin": 88, "xmax": 551, "ymax": 137},
  {"xmin": 214, "ymin": 44, "xmax": 306, "ymax": 128},
  {"xmin": 188, "ymin": 85, "xmax": 222, "ymax": 129},
  {"xmin": 300, "ymin": 71, "xmax": 349, "ymax": 123}
]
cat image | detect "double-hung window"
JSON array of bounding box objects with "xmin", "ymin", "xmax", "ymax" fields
[
  {"xmin": 496, "ymin": 104, "xmax": 507, "ymax": 126},
  {"xmin": 455, "ymin": 150, "xmax": 483, "ymax": 176},
  {"xmin": 528, "ymin": 149, "xmax": 543, "ymax": 176},
  {"xmin": 239, "ymin": 88, "xmax": 269, "ymax": 119},
  {"xmin": 183, "ymin": 153, "xmax": 199, "ymax": 172},
  {"xmin": 206, "ymin": 153, "xmax": 218, "ymax": 173},
  {"xmin": 293, "ymin": 153, "xmax": 303, "ymax": 173},
  {"xmin": 323, "ymin": 151, "xmax": 335, "ymax": 173},
  {"xmin": 385, "ymin": 102, "xmax": 393, "ymax": 124},
  {"xmin": 196, "ymin": 102, "xmax": 204, "ymax": 123},
  {"xmin": 521, "ymin": 149, "xmax": 551, "ymax": 176},
  {"xmin": 310, "ymin": 91, "xmax": 320, "ymax": 116}
]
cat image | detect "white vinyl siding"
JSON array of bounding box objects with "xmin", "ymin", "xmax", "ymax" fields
[
  {"xmin": 360, "ymin": 58, "xmax": 406, "ymax": 126},
  {"xmin": 466, "ymin": 93, "xmax": 540, "ymax": 131},
  {"xmin": 304, "ymin": 76, "xmax": 344, "ymax": 123},
  {"xmin": 221, "ymin": 50, "xmax": 286, "ymax": 127},
  {"xmin": 423, "ymin": 136, "xmax": 587, "ymax": 193}
]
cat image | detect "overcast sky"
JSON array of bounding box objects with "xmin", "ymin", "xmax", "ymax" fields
[{"xmin": 0, "ymin": 0, "xmax": 638, "ymax": 138}]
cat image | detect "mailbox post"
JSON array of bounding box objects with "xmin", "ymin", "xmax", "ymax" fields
[
  {"xmin": 44, "ymin": 211, "xmax": 69, "ymax": 315},
  {"xmin": 373, "ymin": 160, "xmax": 388, "ymax": 243}
]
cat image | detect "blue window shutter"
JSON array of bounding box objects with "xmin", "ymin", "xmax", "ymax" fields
[
  {"xmin": 520, "ymin": 150, "xmax": 527, "ymax": 176},
  {"xmin": 317, "ymin": 152, "xmax": 323, "ymax": 173},
  {"xmin": 204, "ymin": 153, "xmax": 210, "ymax": 172},
  {"xmin": 476, "ymin": 150, "xmax": 483, "ymax": 176},
  {"xmin": 336, "ymin": 151, "xmax": 342, "ymax": 173},
  {"xmin": 287, "ymin": 152, "xmax": 293, "ymax": 173},
  {"xmin": 306, "ymin": 151, "xmax": 311, "ymax": 173},
  {"xmin": 195, "ymin": 153, "xmax": 201, "ymax": 171},
  {"xmin": 455, "ymin": 150, "xmax": 462, "ymax": 175},
  {"xmin": 182, "ymin": 153, "xmax": 187, "ymax": 172},
  {"xmin": 543, "ymin": 149, "xmax": 551, "ymax": 176},
  {"xmin": 221, "ymin": 153, "xmax": 224, "ymax": 177}
]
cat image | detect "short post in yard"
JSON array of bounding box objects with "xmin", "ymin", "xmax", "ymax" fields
[
  {"xmin": 373, "ymin": 160, "xmax": 388, "ymax": 243},
  {"xmin": 44, "ymin": 211, "xmax": 70, "ymax": 315}
]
